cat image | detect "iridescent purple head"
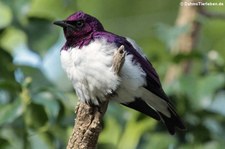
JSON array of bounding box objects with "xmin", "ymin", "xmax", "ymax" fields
[{"xmin": 54, "ymin": 11, "xmax": 104, "ymax": 40}]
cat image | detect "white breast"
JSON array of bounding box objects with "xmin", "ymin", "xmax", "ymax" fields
[
  {"xmin": 60, "ymin": 38, "xmax": 147, "ymax": 105},
  {"xmin": 60, "ymin": 39, "xmax": 120, "ymax": 104}
]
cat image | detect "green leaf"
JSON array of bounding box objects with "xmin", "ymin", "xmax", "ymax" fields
[
  {"xmin": 143, "ymin": 133, "xmax": 176, "ymax": 149},
  {"xmin": 173, "ymin": 51, "xmax": 202, "ymax": 63},
  {"xmin": 28, "ymin": 0, "xmax": 77, "ymax": 19},
  {"xmin": 0, "ymin": 49, "xmax": 15, "ymax": 79},
  {"xmin": 99, "ymin": 116, "xmax": 121, "ymax": 147},
  {"xmin": 18, "ymin": 66, "xmax": 52, "ymax": 92},
  {"xmin": 29, "ymin": 131, "xmax": 54, "ymax": 149},
  {"xmin": 197, "ymin": 73, "xmax": 225, "ymax": 107},
  {"xmin": 32, "ymin": 91, "xmax": 60, "ymax": 122},
  {"xmin": 117, "ymin": 111, "xmax": 156, "ymax": 149},
  {"xmin": 0, "ymin": 79, "xmax": 21, "ymax": 93},
  {"xmin": 1, "ymin": 0, "xmax": 32, "ymax": 26},
  {"xmin": 0, "ymin": 1, "xmax": 12, "ymax": 28},
  {"xmin": 0, "ymin": 137, "xmax": 10, "ymax": 148},
  {"xmin": 179, "ymin": 74, "xmax": 198, "ymax": 101},
  {"xmin": 0, "ymin": 127, "xmax": 25, "ymax": 149},
  {"xmin": 0, "ymin": 27, "xmax": 27, "ymax": 53},
  {"xmin": 0, "ymin": 99, "xmax": 23, "ymax": 125},
  {"xmin": 204, "ymin": 118, "xmax": 225, "ymax": 140},
  {"xmin": 25, "ymin": 103, "xmax": 48, "ymax": 128},
  {"xmin": 154, "ymin": 23, "xmax": 189, "ymax": 50},
  {"xmin": 24, "ymin": 18, "xmax": 59, "ymax": 56},
  {"xmin": 208, "ymin": 91, "xmax": 225, "ymax": 116}
]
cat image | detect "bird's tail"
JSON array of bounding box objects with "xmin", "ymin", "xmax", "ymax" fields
[
  {"xmin": 157, "ymin": 104, "xmax": 186, "ymax": 135},
  {"xmin": 141, "ymin": 88, "xmax": 186, "ymax": 134}
]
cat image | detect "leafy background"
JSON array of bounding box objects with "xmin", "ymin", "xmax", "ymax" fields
[{"xmin": 0, "ymin": 0, "xmax": 225, "ymax": 149}]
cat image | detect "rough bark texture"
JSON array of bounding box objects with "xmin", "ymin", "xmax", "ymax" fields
[{"xmin": 66, "ymin": 45, "xmax": 125, "ymax": 149}]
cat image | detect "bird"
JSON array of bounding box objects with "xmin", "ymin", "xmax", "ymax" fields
[{"xmin": 53, "ymin": 11, "xmax": 186, "ymax": 135}]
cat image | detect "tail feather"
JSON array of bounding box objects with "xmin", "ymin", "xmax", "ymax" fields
[
  {"xmin": 141, "ymin": 88, "xmax": 186, "ymax": 134},
  {"xmin": 122, "ymin": 97, "xmax": 186, "ymax": 134},
  {"xmin": 122, "ymin": 98, "xmax": 161, "ymax": 121},
  {"xmin": 158, "ymin": 106, "xmax": 186, "ymax": 135}
]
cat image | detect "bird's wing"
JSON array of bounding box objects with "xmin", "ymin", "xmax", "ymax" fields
[
  {"xmin": 115, "ymin": 36, "xmax": 186, "ymax": 134},
  {"xmin": 94, "ymin": 31, "xmax": 185, "ymax": 134},
  {"xmin": 115, "ymin": 36, "xmax": 170, "ymax": 102},
  {"xmin": 93, "ymin": 32, "xmax": 165, "ymax": 98}
]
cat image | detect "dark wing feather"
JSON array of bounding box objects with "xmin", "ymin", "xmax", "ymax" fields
[
  {"xmin": 122, "ymin": 98, "xmax": 160, "ymax": 121},
  {"xmin": 114, "ymin": 36, "xmax": 186, "ymax": 134},
  {"xmin": 115, "ymin": 37, "xmax": 171, "ymax": 102},
  {"xmin": 94, "ymin": 32, "xmax": 186, "ymax": 134}
]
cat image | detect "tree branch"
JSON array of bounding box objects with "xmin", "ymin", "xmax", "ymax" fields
[
  {"xmin": 165, "ymin": 0, "xmax": 202, "ymax": 83},
  {"xmin": 66, "ymin": 45, "xmax": 125, "ymax": 149},
  {"xmin": 199, "ymin": 7, "xmax": 225, "ymax": 20},
  {"xmin": 173, "ymin": 0, "xmax": 202, "ymax": 54}
]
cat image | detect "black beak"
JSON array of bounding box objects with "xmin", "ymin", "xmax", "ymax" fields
[{"xmin": 53, "ymin": 20, "xmax": 75, "ymax": 29}]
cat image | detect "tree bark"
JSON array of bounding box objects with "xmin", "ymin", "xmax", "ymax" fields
[{"xmin": 66, "ymin": 45, "xmax": 125, "ymax": 149}]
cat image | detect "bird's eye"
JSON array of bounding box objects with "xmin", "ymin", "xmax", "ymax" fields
[{"xmin": 75, "ymin": 20, "xmax": 84, "ymax": 28}]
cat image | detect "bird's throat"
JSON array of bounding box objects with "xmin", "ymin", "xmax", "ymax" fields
[{"xmin": 64, "ymin": 33, "xmax": 93, "ymax": 50}]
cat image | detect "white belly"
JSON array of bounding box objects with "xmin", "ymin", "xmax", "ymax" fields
[
  {"xmin": 60, "ymin": 38, "xmax": 146, "ymax": 105},
  {"xmin": 60, "ymin": 39, "xmax": 120, "ymax": 104}
]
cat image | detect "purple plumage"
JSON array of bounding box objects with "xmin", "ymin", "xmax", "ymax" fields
[{"xmin": 54, "ymin": 11, "xmax": 186, "ymax": 134}]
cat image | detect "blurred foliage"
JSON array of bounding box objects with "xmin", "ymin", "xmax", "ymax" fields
[{"xmin": 0, "ymin": 0, "xmax": 225, "ymax": 149}]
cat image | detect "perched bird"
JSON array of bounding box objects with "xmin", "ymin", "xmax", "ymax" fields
[{"xmin": 54, "ymin": 11, "xmax": 185, "ymax": 134}]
